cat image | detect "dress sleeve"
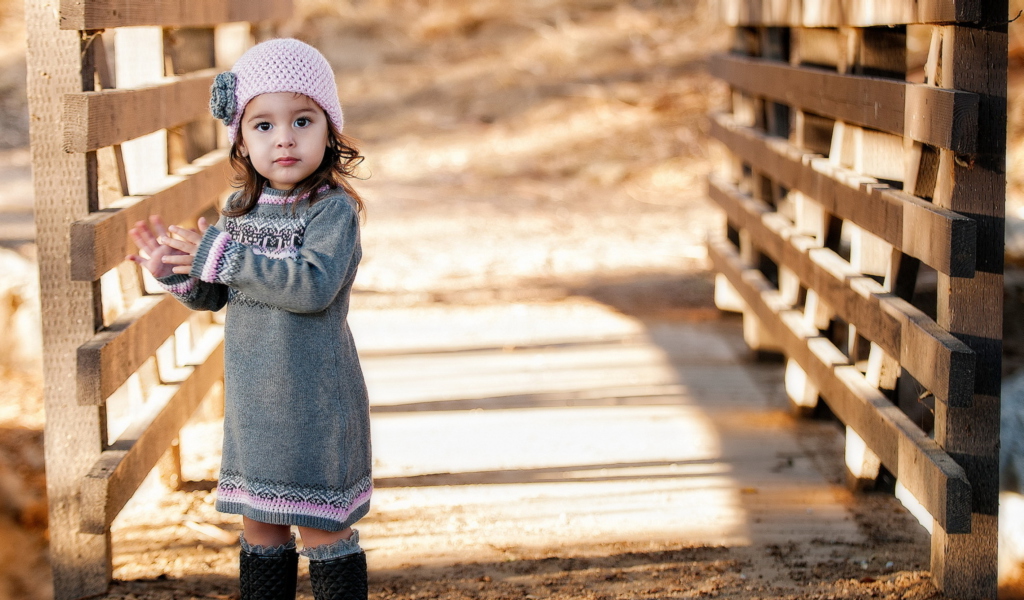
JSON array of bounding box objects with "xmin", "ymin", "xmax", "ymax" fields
[
  {"xmin": 155, "ymin": 273, "xmax": 230, "ymax": 312},
  {"xmin": 188, "ymin": 194, "xmax": 360, "ymax": 313},
  {"xmin": 155, "ymin": 211, "xmax": 231, "ymax": 312}
]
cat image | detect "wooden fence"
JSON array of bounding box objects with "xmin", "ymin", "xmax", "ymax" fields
[
  {"xmin": 25, "ymin": 2, "xmax": 292, "ymax": 598},
  {"xmin": 707, "ymin": 1, "xmax": 1006, "ymax": 597}
]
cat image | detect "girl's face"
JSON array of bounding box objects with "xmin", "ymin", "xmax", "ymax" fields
[{"xmin": 237, "ymin": 92, "xmax": 329, "ymax": 191}]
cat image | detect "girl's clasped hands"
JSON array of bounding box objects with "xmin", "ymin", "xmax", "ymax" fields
[{"xmin": 126, "ymin": 215, "xmax": 211, "ymax": 278}]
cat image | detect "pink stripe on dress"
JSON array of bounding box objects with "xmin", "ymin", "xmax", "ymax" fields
[
  {"xmin": 217, "ymin": 487, "xmax": 372, "ymax": 522},
  {"xmin": 200, "ymin": 231, "xmax": 232, "ymax": 282},
  {"xmin": 257, "ymin": 185, "xmax": 331, "ymax": 205}
]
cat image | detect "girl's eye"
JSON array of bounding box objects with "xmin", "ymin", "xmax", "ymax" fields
[
  {"xmin": 295, "ymin": 117, "xmax": 311, "ymax": 128},
  {"xmin": 255, "ymin": 122, "xmax": 272, "ymax": 132}
]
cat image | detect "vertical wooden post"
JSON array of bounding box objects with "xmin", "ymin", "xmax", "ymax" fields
[
  {"xmin": 116, "ymin": 27, "xmax": 168, "ymax": 194},
  {"xmin": 165, "ymin": 28, "xmax": 218, "ymax": 173},
  {"xmin": 25, "ymin": 2, "xmax": 111, "ymax": 598},
  {"xmin": 785, "ymin": 24, "xmax": 826, "ymax": 416},
  {"xmin": 929, "ymin": 12, "xmax": 1006, "ymax": 599}
]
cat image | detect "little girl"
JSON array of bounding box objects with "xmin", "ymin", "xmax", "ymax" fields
[{"xmin": 127, "ymin": 39, "xmax": 371, "ymax": 600}]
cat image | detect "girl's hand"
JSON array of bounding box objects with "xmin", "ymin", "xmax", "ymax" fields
[
  {"xmin": 158, "ymin": 218, "xmax": 211, "ymax": 275},
  {"xmin": 127, "ymin": 215, "xmax": 183, "ymax": 279},
  {"xmin": 126, "ymin": 216, "xmax": 210, "ymax": 278}
]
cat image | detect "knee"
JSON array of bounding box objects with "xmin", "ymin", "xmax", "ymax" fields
[
  {"xmin": 298, "ymin": 526, "xmax": 353, "ymax": 549},
  {"xmin": 242, "ymin": 516, "xmax": 292, "ymax": 547}
]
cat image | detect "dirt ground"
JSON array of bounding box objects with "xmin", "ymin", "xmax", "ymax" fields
[{"xmin": 2, "ymin": 0, "xmax": 1024, "ymax": 599}]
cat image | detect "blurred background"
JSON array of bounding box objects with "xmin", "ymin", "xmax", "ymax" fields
[{"xmin": 0, "ymin": 0, "xmax": 1022, "ymax": 598}]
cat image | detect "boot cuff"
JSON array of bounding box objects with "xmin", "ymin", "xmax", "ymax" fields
[{"xmin": 240, "ymin": 533, "xmax": 297, "ymax": 556}]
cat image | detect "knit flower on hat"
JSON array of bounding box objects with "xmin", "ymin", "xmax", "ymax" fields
[{"xmin": 210, "ymin": 71, "xmax": 237, "ymax": 126}]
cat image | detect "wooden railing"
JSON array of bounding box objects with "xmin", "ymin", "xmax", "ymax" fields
[
  {"xmin": 707, "ymin": 1, "xmax": 1006, "ymax": 597},
  {"xmin": 25, "ymin": 2, "xmax": 292, "ymax": 598}
]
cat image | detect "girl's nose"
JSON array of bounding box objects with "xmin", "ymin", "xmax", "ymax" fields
[{"xmin": 276, "ymin": 131, "xmax": 295, "ymax": 147}]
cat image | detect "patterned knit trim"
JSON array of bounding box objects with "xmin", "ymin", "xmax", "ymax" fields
[
  {"xmin": 240, "ymin": 533, "xmax": 297, "ymax": 556},
  {"xmin": 216, "ymin": 471, "xmax": 373, "ymax": 525},
  {"xmin": 200, "ymin": 231, "xmax": 233, "ymax": 282},
  {"xmin": 158, "ymin": 276, "xmax": 198, "ymax": 296},
  {"xmin": 228, "ymin": 289, "xmax": 278, "ymax": 310},
  {"xmin": 252, "ymin": 246, "xmax": 300, "ymax": 260},
  {"xmin": 218, "ymin": 243, "xmax": 243, "ymax": 282},
  {"xmin": 300, "ymin": 530, "xmax": 362, "ymax": 561},
  {"xmin": 258, "ymin": 185, "xmax": 331, "ymax": 205}
]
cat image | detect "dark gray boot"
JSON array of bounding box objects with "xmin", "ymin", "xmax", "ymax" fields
[
  {"xmin": 303, "ymin": 530, "xmax": 367, "ymax": 600},
  {"xmin": 309, "ymin": 551, "xmax": 368, "ymax": 600},
  {"xmin": 239, "ymin": 536, "xmax": 298, "ymax": 600}
]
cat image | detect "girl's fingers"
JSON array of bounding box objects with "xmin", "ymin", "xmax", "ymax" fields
[
  {"xmin": 171, "ymin": 265, "xmax": 192, "ymax": 275},
  {"xmin": 197, "ymin": 217, "xmax": 210, "ymax": 234},
  {"xmin": 168, "ymin": 224, "xmax": 203, "ymax": 244},
  {"xmin": 161, "ymin": 254, "xmax": 193, "ymax": 265},
  {"xmin": 149, "ymin": 215, "xmax": 169, "ymax": 238},
  {"xmin": 157, "ymin": 235, "xmax": 196, "ymax": 254},
  {"xmin": 131, "ymin": 222, "xmax": 159, "ymax": 252}
]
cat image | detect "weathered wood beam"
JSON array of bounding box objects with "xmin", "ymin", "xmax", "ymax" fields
[
  {"xmin": 63, "ymin": 69, "xmax": 216, "ymax": 153},
  {"xmin": 928, "ymin": 18, "xmax": 1006, "ymax": 598},
  {"xmin": 708, "ymin": 237, "xmax": 972, "ymax": 534},
  {"xmin": 711, "ymin": 54, "xmax": 979, "ymax": 154},
  {"xmin": 710, "ymin": 113, "xmax": 976, "ymax": 277},
  {"xmin": 708, "ymin": 175, "xmax": 975, "ymax": 409},
  {"xmin": 76, "ymin": 294, "xmax": 192, "ymax": 406},
  {"xmin": 59, "ymin": 0, "xmax": 292, "ymax": 30},
  {"xmin": 26, "ymin": 0, "xmax": 111, "ymax": 595},
  {"xmin": 717, "ymin": 0, "xmax": 980, "ymax": 27},
  {"xmin": 70, "ymin": 148, "xmax": 230, "ymax": 281},
  {"xmin": 80, "ymin": 334, "xmax": 224, "ymax": 534}
]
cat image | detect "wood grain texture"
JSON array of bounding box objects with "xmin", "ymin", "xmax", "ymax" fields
[
  {"xmin": 70, "ymin": 149, "xmax": 230, "ymax": 281},
  {"xmin": 928, "ymin": 21, "xmax": 1006, "ymax": 599},
  {"xmin": 76, "ymin": 294, "xmax": 192, "ymax": 406},
  {"xmin": 25, "ymin": 1, "xmax": 111, "ymax": 597},
  {"xmin": 709, "ymin": 113, "xmax": 976, "ymax": 277},
  {"xmin": 711, "ymin": 54, "xmax": 979, "ymax": 153},
  {"xmin": 165, "ymin": 28, "xmax": 219, "ymax": 173},
  {"xmin": 708, "ymin": 175, "xmax": 975, "ymax": 409},
  {"xmin": 59, "ymin": 0, "xmax": 292, "ymax": 30},
  {"xmin": 707, "ymin": 237, "xmax": 972, "ymax": 534},
  {"xmin": 63, "ymin": 69, "xmax": 216, "ymax": 153},
  {"xmin": 81, "ymin": 335, "xmax": 224, "ymax": 534},
  {"xmin": 717, "ymin": 0, "xmax": 980, "ymax": 26}
]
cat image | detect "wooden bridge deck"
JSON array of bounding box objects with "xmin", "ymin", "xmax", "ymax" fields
[
  {"xmin": 100, "ymin": 298, "xmax": 933, "ymax": 598},
  {"xmin": 352, "ymin": 300, "xmax": 873, "ymax": 569}
]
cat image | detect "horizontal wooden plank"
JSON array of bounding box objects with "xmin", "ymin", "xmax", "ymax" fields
[
  {"xmin": 81, "ymin": 332, "xmax": 223, "ymax": 534},
  {"xmin": 709, "ymin": 113, "xmax": 977, "ymax": 277},
  {"xmin": 717, "ymin": 0, "xmax": 980, "ymax": 26},
  {"xmin": 711, "ymin": 54, "xmax": 979, "ymax": 154},
  {"xmin": 71, "ymin": 148, "xmax": 230, "ymax": 281},
  {"xmin": 63, "ymin": 69, "xmax": 215, "ymax": 153},
  {"xmin": 77, "ymin": 294, "xmax": 192, "ymax": 406},
  {"xmin": 707, "ymin": 237, "xmax": 971, "ymax": 533},
  {"xmin": 709, "ymin": 175, "xmax": 975, "ymax": 408},
  {"xmin": 60, "ymin": 0, "xmax": 292, "ymax": 29}
]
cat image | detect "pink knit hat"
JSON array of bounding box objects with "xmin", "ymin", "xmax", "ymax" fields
[{"xmin": 210, "ymin": 38, "xmax": 344, "ymax": 142}]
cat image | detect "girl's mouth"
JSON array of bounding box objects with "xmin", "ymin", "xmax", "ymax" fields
[{"xmin": 276, "ymin": 157, "xmax": 299, "ymax": 166}]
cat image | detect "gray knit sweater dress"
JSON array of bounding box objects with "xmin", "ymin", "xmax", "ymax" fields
[{"xmin": 157, "ymin": 185, "xmax": 371, "ymax": 532}]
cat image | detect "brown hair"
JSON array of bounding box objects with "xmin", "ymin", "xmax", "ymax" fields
[{"xmin": 223, "ymin": 119, "xmax": 365, "ymax": 218}]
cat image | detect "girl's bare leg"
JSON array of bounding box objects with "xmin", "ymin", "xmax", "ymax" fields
[
  {"xmin": 297, "ymin": 526, "xmax": 353, "ymax": 549},
  {"xmin": 300, "ymin": 526, "xmax": 366, "ymax": 599},
  {"xmin": 242, "ymin": 516, "xmax": 293, "ymax": 547}
]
